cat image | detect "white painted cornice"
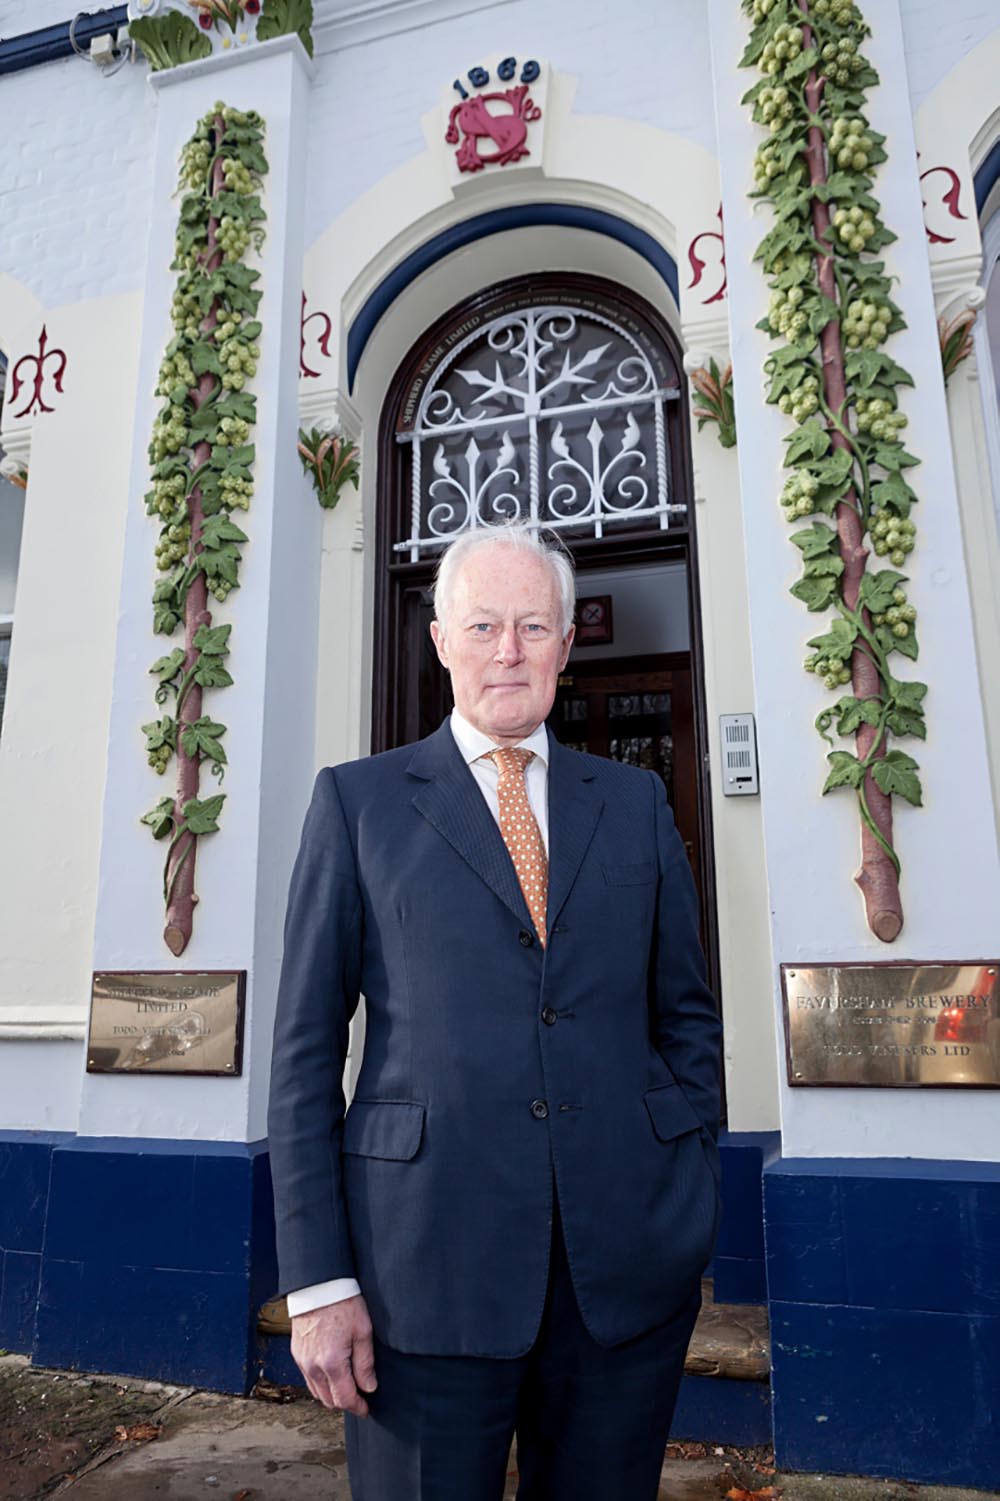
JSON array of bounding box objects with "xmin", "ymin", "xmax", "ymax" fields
[
  {"xmin": 312, "ymin": 0, "xmax": 513, "ymax": 54},
  {"xmin": 0, "ymin": 1017, "xmax": 87, "ymax": 1040}
]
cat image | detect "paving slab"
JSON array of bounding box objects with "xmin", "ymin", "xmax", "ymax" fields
[{"xmin": 2, "ymin": 1356, "xmax": 997, "ymax": 1501}]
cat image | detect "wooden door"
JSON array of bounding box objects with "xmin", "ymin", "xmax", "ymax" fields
[{"xmin": 547, "ymin": 653, "xmax": 704, "ymax": 931}]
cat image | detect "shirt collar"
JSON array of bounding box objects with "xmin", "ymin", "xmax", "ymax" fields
[{"xmin": 449, "ymin": 706, "xmax": 550, "ymax": 768}]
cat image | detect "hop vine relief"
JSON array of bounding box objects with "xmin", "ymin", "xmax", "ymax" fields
[
  {"xmin": 741, "ymin": 0, "xmax": 927, "ymax": 942},
  {"xmin": 140, "ymin": 103, "xmax": 268, "ymax": 956}
]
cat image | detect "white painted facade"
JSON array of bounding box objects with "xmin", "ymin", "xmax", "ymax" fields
[{"xmin": 0, "ymin": 0, "xmax": 998, "ymax": 1163}]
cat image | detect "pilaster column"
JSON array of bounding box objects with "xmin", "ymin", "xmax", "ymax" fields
[
  {"xmin": 31, "ymin": 34, "xmax": 318, "ymax": 1392},
  {"xmin": 707, "ymin": 4, "xmax": 1000, "ymax": 1484},
  {"xmin": 707, "ymin": 0, "xmax": 1000, "ymax": 1160}
]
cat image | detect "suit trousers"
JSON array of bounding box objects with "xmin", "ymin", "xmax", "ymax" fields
[{"xmin": 343, "ymin": 1167, "xmax": 701, "ymax": 1501}]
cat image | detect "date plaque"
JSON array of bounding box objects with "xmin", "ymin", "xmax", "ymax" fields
[
  {"xmin": 781, "ymin": 962, "xmax": 1000, "ymax": 1088},
  {"xmin": 87, "ymin": 970, "xmax": 246, "ymax": 1076}
]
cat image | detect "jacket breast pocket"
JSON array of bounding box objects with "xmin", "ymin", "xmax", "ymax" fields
[
  {"xmin": 602, "ymin": 860, "xmax": 657, "ymax": 886},
  {"xmin": 342, "ymin": 1099, "xmax": 426, "ymax": 1160}
]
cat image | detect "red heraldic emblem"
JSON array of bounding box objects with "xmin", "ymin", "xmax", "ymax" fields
[{"xmin": 446, "ymin": 84, "xmax": 542, "ymax": 173}]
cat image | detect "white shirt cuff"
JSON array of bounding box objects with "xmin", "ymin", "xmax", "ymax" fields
[{"xmin": 286, "ymin": 1277, "xmax": 362, "ymax": 1315}]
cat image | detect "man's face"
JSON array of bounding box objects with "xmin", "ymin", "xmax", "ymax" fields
[{"xmin": 430, "ymin": 545, "xmax": 575, "ymax": 745}]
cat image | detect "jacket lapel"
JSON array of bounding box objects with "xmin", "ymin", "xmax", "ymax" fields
[
  {"xmin": 407, "ymin": 720, "xmax": 532, "ymax": 930},
  {"xmin": 407, "ymin": 718, "xmax": 605, "ymax": 940},
  {"xmin": 544, "ymin": 727, "xmax": 604, "ymax": 939}
]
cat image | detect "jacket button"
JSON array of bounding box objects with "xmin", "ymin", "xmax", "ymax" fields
[
  {"xmin": 518, "ymin": 929, "xmax": 534, "ymax": 948},
  {"xmin": 530, "ymin": 1099, "xmax": 549, "ymax": 1119},
  {"xmin": 541, "ymin": 1007, "xmax": 557, "ymax": 1025}
]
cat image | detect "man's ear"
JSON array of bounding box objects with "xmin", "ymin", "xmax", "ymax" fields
[
  {"xmin": 430, "ymin": 618, "xmax": 450, "ymax": 669},
  {"xmin": 558, "ymin": 624, "xmax": 575, "ymax": 671}
]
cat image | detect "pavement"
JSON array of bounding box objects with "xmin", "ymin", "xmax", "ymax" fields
[{"xmin": 1, "ymin": 1355, "xmax": 996, "ymax": 1501}]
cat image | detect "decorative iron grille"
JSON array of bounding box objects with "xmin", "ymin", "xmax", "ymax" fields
[{"xmin": 394, "ymin": 304, "xmax": 684, "ymax": 560}]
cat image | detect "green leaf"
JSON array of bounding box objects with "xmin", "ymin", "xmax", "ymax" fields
[
  {"xmin": 193, "ymin": 623, "xmax": 231, "ymax": 656},
  {"xmin": 807, "ymin": 618, "xmax": 858, "ymax": 655},
  {"xmin": 740, "ymin": 75, "xmax": 768, "ymax": 104},
  {"xmin": 783, "ymin": 45, "xmax": 817, "ymax": 80},
  {"xmin": 888, "ymin": 678, "xmax": 928, "ymax": 711},
  {"xmin": 790, "ymin": 573, "xmax": 840, "ymax": 611},
  {"xmin": 812, "ymin": 448, "xmax": 854, "ymax": 486},
  {"xmin": 216, "ymin": 393, "xmax": 257, "ymax": 423},
  {"xmin": 823, "ymin": 750, "xmax": 866, "ymax": 793},
  {"xmin": 142, "ymin": 716, "xmax": 176, "ymax": 752},
  {"xmin": 190, "ymin": 405, "xmax": 221, "ymax": 435},
  {"xmin": 803, "ymin": 554, "xmax": 845, "ymax": 578},
  {"xmin": 891, "ymin": 625, "xmax": 919, "ymax": 661},
  {"xmin": 202, "ymin": 515, "xmax": 249, "ymax": 545},
  {"xmin": 817, "ymin": 171, "xmax": 858, "ymax": 202},
  {"xmin": 873, "ymin": 445, "xmax": 920, "ymax": 472},
  {"xmin": 859, "ymin": 569, "xmax": 908, "ymax": 614},
  {"xmin": 150, "ymin": 648, "xmax": 186, "ymax": 681},
  {"xmin": 845, "ymin": 349, "xmax": 884, "ymax": 389},
  {"xmin": 835, "ymin": 696, "xmax": 884, "ymax": 735},
  {"xmin": 141, "ymin": 797, "xmax": 176, "ymax": 840},
  {"xmin": 181, "ymin": 793, "xmax": 226, "ymax": 836},
  {"xmin": 257, "ymin": 0, "xmax": 315, "ymax": 56},
  {"xmin": 785, "ymin": 424, "xmax": 830, "ymax": 465},
  {"xmin": 739, "ymin": 27, "xmax": 768, "ymax": 68},
  {"xmin": 885, "ymin": 706, "xmax": 927, "ymax": 739},
  {"xmin": 191, "ymin": 342, "xmax": 222, "ymax": 376},
  {"xmin": 235, "ymin": 143, "xmax": 269, "ymax": 175},
  {"xmin": 193, "ymin": 658, "xmax": 234, "ymax": 689},
  {"xmin": 870, "ymin": 472, "xmax": 917, "ymax": 517},
  {"xmin": 216, "ymin": 552, "xmax": 240, "ymax": 586},
  {"xmin": 153, "ymin": 604, "xmax": 179, "ymax": 635},
  {"xmin": 807, "ymin": 294, "xmax": 840, "ymax": 337},
  {"xmin": 872, "ymin": 750, "xmax": 922, "ymax": 806},
  {"xmin": 180, "ymin": 716, "xmax": 228, "ymax": 765},
  {"xmin": 790, "ymin": 522, "xmax": 839, "ymax": 559}
]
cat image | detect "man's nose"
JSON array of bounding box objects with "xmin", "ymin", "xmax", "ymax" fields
[{"xmin": 494, "ymin": 625, "xmax": 524, "ymax": 664}]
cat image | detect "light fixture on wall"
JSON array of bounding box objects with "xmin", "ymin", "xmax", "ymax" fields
[{"xmin": 69, "ymin": 11, "xmax": 134, "ymax": 75}]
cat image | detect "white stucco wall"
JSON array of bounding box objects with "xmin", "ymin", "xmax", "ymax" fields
[{"xmin": 0, "ymin": 0, "xmax": 997, "ymax": 1146}]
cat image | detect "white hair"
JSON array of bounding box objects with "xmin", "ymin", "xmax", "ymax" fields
[{"xmin": 432, "ymin": 523, "xmax": 576, "ymax": 637}]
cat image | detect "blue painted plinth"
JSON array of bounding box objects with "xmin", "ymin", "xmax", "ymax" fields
[
  {"xmin": 671, "ymin": 1372, "xmax": 773, "ymax": 1448},
  {"xmin": 765, "ymin": 1156, "xmax": 1000, "ymax": 1490},
  {"xmin": 0, "ymin": 1130, "xmax": 71, "ymax": 1353},
  {"xmin": 0, "ymin": 1131, "xmax": 278, "ymax": 1392},
  {"xmin": 712, "ymin": 1130, "xmax": 780, "ymax": 1305}
]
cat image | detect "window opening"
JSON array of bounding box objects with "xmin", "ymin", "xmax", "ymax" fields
[{"xmin": 394, "ymin": 301, "xmax": 684, "ymax": 561}]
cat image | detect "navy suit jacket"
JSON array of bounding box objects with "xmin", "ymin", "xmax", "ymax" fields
[{"xmin": 267, "ymin": 717, "xmax": 723, "ymax": 1357}]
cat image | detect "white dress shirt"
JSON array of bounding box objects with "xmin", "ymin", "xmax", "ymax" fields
[{"xmin": 285, "ymin": 707, "xmax": 551, "ymax": 1318}]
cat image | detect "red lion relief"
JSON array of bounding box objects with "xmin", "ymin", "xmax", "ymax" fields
[{"xmin": 445, "ymin": 84, "xmax": 542, "ymax": 173}]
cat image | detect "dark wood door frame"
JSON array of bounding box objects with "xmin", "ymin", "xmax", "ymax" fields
[{"xmin": 370, "ymin": 273, "xmax": 723, "ymax": 1055}]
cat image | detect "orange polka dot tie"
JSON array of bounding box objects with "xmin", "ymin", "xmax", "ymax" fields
[{"xmin": 486, "ymin": 746, "xmax": 548, "ymax": 947}]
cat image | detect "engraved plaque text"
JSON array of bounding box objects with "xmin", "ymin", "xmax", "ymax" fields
[{"xmin": 781, "ymin": 962, "xmax": 1000, "ymax": 1088}]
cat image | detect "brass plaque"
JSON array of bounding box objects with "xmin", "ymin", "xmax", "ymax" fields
[
  {"xmin": 781, "ymin": 962, "xmax": 1000, "ymax": 1088},
  {"xmin": 87, "ymin": 970, "xmax": 245, "ymax": 1076}
]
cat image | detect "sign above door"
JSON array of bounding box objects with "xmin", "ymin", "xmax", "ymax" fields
[{"xmin": 439, "ymin": 55, "xmax": 550, "ymax": 192}]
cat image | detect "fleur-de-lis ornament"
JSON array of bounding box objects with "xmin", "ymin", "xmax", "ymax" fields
[{"xmin": 10, "ymin": 326, "xmax": 68, "ymax": 419}]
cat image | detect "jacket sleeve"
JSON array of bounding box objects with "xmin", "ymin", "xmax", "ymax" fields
[
  {"xmin": 267, "ymin": 766, "xmax": 363, "ymax": 1296},
  {"xmin": 647, "ymin": 769, "xmax": 723, "ymax": 1141}
]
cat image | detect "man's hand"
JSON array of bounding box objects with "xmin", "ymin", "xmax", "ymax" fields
[{"xmin": 290, "ymin": 1293, "xmax": 377, "ymax": 1418}]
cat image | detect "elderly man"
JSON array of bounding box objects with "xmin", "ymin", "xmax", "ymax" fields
[{"xmin": 267, "ymin": 522, "xmax": 722, "ymax": 1501}]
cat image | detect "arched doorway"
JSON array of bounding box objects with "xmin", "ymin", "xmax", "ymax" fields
[{"xmin": 372, "ymin": 272, "xmax": 720, "ymax": 988}]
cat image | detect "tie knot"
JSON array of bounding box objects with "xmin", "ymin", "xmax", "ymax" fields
[{"xmin": 487, "ymin": 746, "xmax": 535, "ymax": 779}]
